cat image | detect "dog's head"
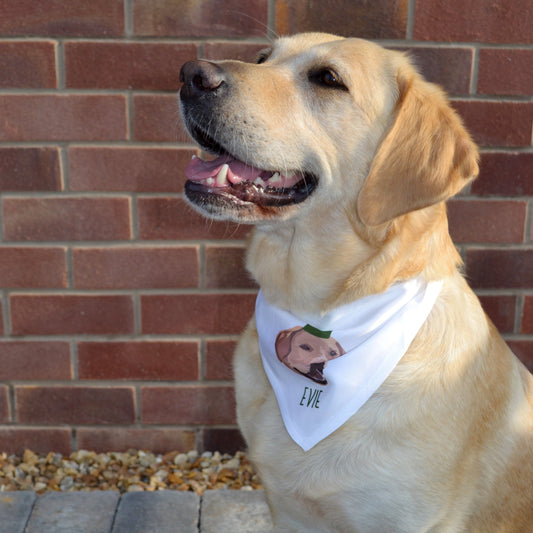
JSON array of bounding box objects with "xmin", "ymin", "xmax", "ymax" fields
[
  {"xmin": 275, "ymin": 325, "xmax": 346, "ymax": 385},
  {"xmin": 179, "ymin": 33, "xmax": 478, "ymax": 227}
]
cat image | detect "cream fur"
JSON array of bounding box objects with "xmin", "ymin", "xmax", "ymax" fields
[{"xmin": 181, "ymin": 33, "xmax": 533, "ymax": 532}]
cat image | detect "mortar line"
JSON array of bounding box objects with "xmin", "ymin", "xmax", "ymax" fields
[
  {"xmin": 132, "ymin": 292, "xmax": 142, "ymax": 336},
  {"xmin": 0, "ymin": 197, "xmax": 4, "ymax": 242},
  {"xmin": 0, "ymin": 290, "xmax": 7, "ymax": 335},
  {"xmin": 525, "ymin": 200, "xmax": 533, "ymax": 243},
  {"xmin": 124, "ymin": 0, "xmax": 134, "ymax": 38},
  {"xmin": 21, "ymin": 488, "xmax": 38, "ymax": 532},
  {"xmin": 470, "ymin": 45, "xmax": 480, "ymax": 95},
  {"xmin": 130, "ymin": 193, "xmax": 140, "ymax": 240},
  {"xmin": 197, "ymin": 492, "xmax": 203, "ymax": 532},
  {"xmin": 515, "ymin": 294, "xmax": 525, "ymax": 334},
  {"xmin": 267, "ymin": 0, "xmax": 277, "ymax": 40},
  {"xmin": 55, "ymin": 39, "xmax": 66, "ymax": 89},
  {"xmin": 4, "ymin": 289, "xmax": 12, "ymax": 337},
  {"xmin": 406, "ymin": 0, "xmax": 415, "ymax": 40},
  {"xmin": 71, "ymin": 337, "xmax": 79, "ymax": 380},
  {"xmin": 8, "ymin": 383, "xmax": 16, "ymax": 424},
  {"xmin": 135, "ymin": 383, "xmax": 142, "ymax": 424},
  {"xmin": 199, "ymin": 338, "xmax": 206, "ymax": 382}
]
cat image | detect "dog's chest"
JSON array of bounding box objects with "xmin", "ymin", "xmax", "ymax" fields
[
  {"xmin": 234, "ymin": 340, "xmax": 448, "ymax": 532},
  {"xmin": 248, "ymin": 411, "xmax": 447, "ymax": 532}
]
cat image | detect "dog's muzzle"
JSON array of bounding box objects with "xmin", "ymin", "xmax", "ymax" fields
[{"xmin": 178, "ymin": 60, "xmax": 317, "ymax": 221}]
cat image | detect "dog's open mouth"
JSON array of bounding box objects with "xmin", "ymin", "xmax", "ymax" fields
[
  {"xmin": 297, "ymin": 362, "xmax": 327, "ymax": 385},
  {"xmin": 183, "ymin": 125, "xmax": 317, "ymax": 212},
  {"xmin": 185, "ymin": 154, "xmax": 317, "ymax": 207}
]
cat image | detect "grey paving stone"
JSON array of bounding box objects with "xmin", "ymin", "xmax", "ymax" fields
[
  {"xmin": 25, "ymin": 491, "xmax": 120, "ymax": 533},
  {"xmin": 0, "ymin": 492, "xmax": 37, "ymax": 533},
  {"xmin": 112, "ymin": 491, "xmax": 199, "ymax": 533},
  {"xmin": 200, "ymin": 490, "xmax": 273, "ymax": 533}
]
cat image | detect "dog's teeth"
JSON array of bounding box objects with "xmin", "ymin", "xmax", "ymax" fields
[
  {"xmin": 254, "ymin": 177, "xmax": 266, "ymax": 187},
  {"xmin": 191, "ymin": 154, "xmax": 197, "ymax": 160},
  {"xmin": 215, "ymin": 164, "xmax": 229, "ymax": 186},
  {"xmin": 206, "ymin": 177, "xmax": 215, "ymax": 185},
  {"xmin": 269, "ymin": 172, "xmax": 282, "ymax": 184}
]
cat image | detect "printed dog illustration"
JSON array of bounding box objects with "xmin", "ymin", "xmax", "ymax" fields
[{"xmin": 275, "ymin": 325, "xmax": 346, "ymax": 385}]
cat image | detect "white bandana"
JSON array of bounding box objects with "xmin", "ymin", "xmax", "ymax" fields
[{"xmin": 256, "ymin": 277, "xmax": 442, "ymax": 451}]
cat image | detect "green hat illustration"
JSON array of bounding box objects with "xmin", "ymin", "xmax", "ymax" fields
[{"xmin": 302, "ymin": 324, "xmax": 332, "ymax": 339}]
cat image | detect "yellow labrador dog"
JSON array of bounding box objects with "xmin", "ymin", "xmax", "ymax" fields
[{"xmin": 179, "ymin": 33, "xmax": 533, "ymax": 532}]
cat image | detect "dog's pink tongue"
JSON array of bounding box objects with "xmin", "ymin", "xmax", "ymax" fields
[{"xmin": 185, "ymin": 154, "xmax": 262, "ymax": 186}]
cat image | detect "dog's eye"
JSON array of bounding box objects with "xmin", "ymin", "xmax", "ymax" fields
[
  {"xmin": 255, "ymin": 49, "xmax": 271, "ymax": 64},
  {"xmin": 299, "ymin": 344, "xmax": 313, "ymax": 352},
  {"xmin": 309, "ymin": 68, "xmax": 347, "ymax": 91}
]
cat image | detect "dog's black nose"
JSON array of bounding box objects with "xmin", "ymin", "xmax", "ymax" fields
[{"xmin": 179, "ymin": 60, "xmax": 226, "ymax": 100}]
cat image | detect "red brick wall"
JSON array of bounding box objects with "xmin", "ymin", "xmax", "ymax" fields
[{"xmin": 0, "ymin": 0, "xmax": 531, "ymax": 455}]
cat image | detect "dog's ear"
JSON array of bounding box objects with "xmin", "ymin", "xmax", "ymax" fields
[
  {"xmin": 275, "ymin": 327, "xmax": 301, "ymax": 361},
  {"xmin": 357, "ymin": 65, "xmax": 479, "ymax": 227},
  {"xmin": 335, "ymin": 341, "xmax": 346, "ymax": 357}
]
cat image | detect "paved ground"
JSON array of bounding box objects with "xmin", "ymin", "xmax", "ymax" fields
[{"xmin": 0, "ymin": 489, "xmax": 273, "ymax": 533}]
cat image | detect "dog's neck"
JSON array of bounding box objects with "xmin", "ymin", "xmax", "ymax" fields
[{"xmin": 246, "ymin": 202, "xmax": 459, "ymax": 315}]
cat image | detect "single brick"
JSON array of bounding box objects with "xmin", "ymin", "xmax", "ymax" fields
[
  {"xmin": 478, "ymin": 49, "xmax": 533, "ymax": 96},
  {"xmin": 141, "ymin": 293, "xmax": 256, "ymax": 335},
  {"xmin": 452, "ymin": 100, "xmax": 533, "ymax": 147},
  {"xmin": 15, "ymin": 385, "xmax": 135, "ymax": 425},
  {"xmin": 205, "ymin": 340, "xmax": 237, "ymax": 381},
  {"xmin": 112, "ymin": 492, "xmax": 199, "ymax": 533},
  {"xmin": 26, "ymin": 492, "xmax": 120, "ymax": 533},
  {"xmin": 72, "ymin": 246, "xmax": 198, "ymax": 289},
  {"xmin": 137, "ymin": 197, "xmax": 249, "ymax": 241},
  {"xmin": 0, "ymin": 341, "xmax": 71, "ymax": 380},
  {"xmin": 447, "ymin": 199, "xmax": 527, "ymax": 244},
  {"xmin": 0, "ymin": 491, "xmax": 36, "ymax": 533},
  {"xmin": 276, "ymin": 0, "xmax": 408, "ymax": 39},
  {"xmin": 414, "ymin": 0, "xmax": 533, "ymax": 44},
  {"xmin": 205, "ymin": 246, "xmax": 256, "ymax": 289},
  {"xmin": 203, "ymin": 42, "xmax": 269, "ymax": 63},
  {"xmin": 3, "ymin": 197, "xmax": 131, "ymax": 242},
  {"xmin": 202, "ymin": 428, "xmax": 246, "ymax": 455},
  {"xmin": 77, "ymin": 341, "xmax": 199, "ymax": 380},
  {"xmin": 68, "ymin": 147, "xmax": 194, "ymax": 192},
  {"xmin": 141, "ymin": 385, "xmax": 236, "ymax": 425},
  {"xmin": 0, "ymin": 147, "xmax": 61, "ymax": 192},
  {"xmin": 473, "ymin": 152, "xmax": 533, "ymax": 196},
  {"xmin": 77, "ymin": 427, "xmax": 196, "ymax": 454},
  {"xmin": 466, "ymin": 249, "xmax": 533, "ymax": 289},
  {"xmin": 0, "ymin": 41, "xmax": 56, "ymax": 88},
  {"xmin": 0, "ymin": 0, "xmax": 124, "ymax": 37},
  {"xmin": 10, "ymin": 294, "xmax": 135, "ymax": 335},
  {"xmin": 132, "ymin": 94, "xmax": 191, "ymax": 143},
  {"xmin": 0, "ymin": 247, "xmax": 67, "ymax": 288},
  {"xmin": 0, "ymin": 386, "xmax": 9, "ymax": 423},
  {"xmin": 477, "ymin": 295, "xmax": 516, "ymax": 334},
  {"xmin": 0, "ymin": 94, "xmax": 127, "ymax": 142},
  {"xmin": 0, "ymin": 427, "xmax": 71, "ymax": 455},
  {"xmin": 507, "ymin": 340, "xmax": 533, "ymax": 373},
  {"xmin": 201, "ymin": 490, "xmax": 272, "ymax": 533},
  {"xmin": 65, "ymin": 41, "xmax": 197, "ymax": 90},
  {"xmin": 522, "ymin": 296, "xmax": 533, "ymax": 334},
  {"xmin": 133, "ymin": 0, "xmax": 268, "ymax": 37},
  {"xmin": 390, "ymin": 46, "xmax": 473, "ymax": 95}
]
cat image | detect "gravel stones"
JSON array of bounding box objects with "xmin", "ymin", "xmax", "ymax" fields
[{"xmin": 0, "ymin": 449, "xmax": 262, "ymax": 495}]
